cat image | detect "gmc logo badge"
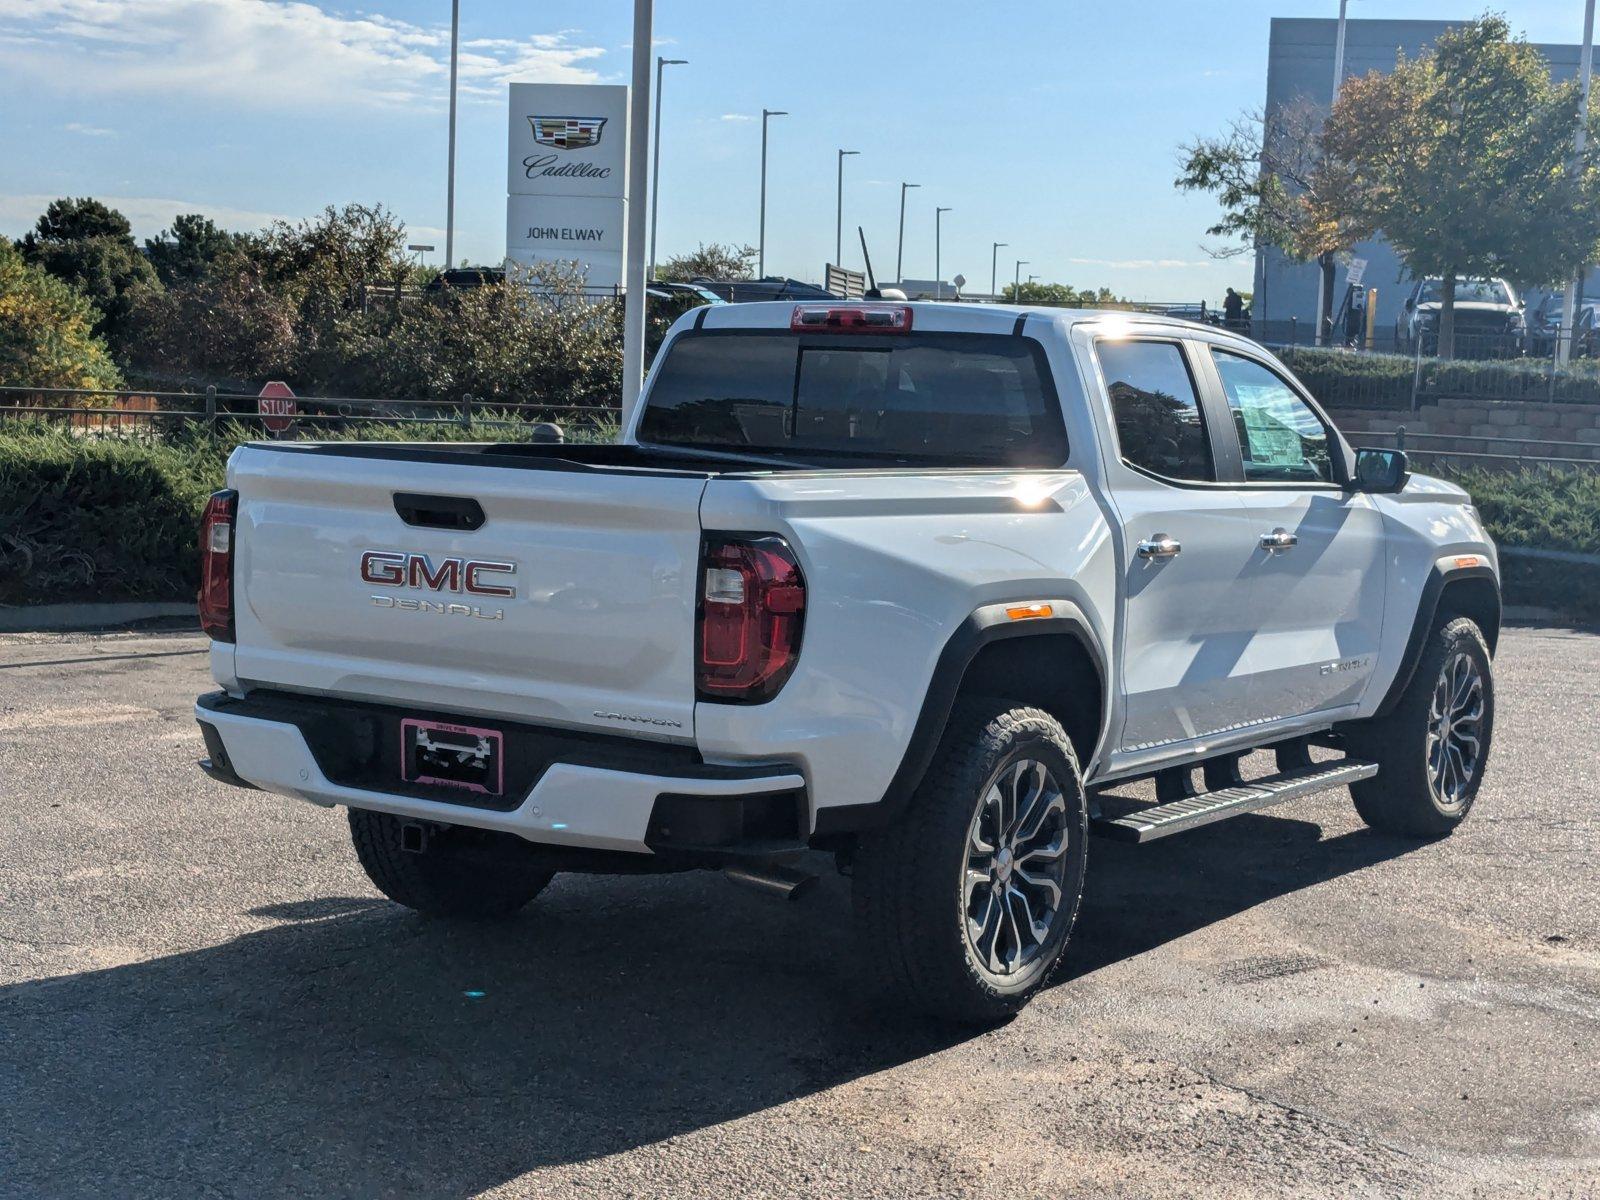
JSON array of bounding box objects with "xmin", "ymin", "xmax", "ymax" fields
[{"xmin": 360, "ymin": 550, "xmax": 517, "ymax": 598}]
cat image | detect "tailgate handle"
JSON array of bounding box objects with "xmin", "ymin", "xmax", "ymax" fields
[{"xmin": 393, "ymin": 493, "xmax": 485, "ymax": 531}]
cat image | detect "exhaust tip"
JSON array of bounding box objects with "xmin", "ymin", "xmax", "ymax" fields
[{"xmin": 723, "ymin": 861, "xmax": 818, "ymax": 903}]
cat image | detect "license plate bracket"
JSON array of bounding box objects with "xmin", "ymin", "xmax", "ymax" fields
[{"xmin": 400, "ymin": 717, "xmax": 504, "ymax": 796}]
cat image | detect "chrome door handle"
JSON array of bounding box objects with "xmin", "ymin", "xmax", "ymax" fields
[
  {"xmin": 1260, "ymin": 528, "xmax": 1299, "ymax": 554},
  {"xmin": 1136, "ymin": 533, "xmax": 1182, "ymax": 560}
]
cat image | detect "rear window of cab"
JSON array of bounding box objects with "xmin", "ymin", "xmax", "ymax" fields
[{"xmin": 639, "ymin": 332, "xmax": 1068, "ymax": 468}]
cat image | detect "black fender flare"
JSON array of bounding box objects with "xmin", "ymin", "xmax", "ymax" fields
[
  {"xmin": 810, "ymin": 600, "xmax": 1107, "ymax": 837},
  {"xmin": 1371, "ymin": 562, "xmax": 1500, "ymax": 719}
]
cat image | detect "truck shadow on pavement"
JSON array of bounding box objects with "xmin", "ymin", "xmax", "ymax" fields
[{"xmin": 0, "ymin": 812, "xmax": 1417, "ymax": 1197}]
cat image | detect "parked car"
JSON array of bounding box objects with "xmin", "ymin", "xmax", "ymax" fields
[
  {"xmin": 646, "ymin": 280, "xmax": 726, "ymax": 306},
  {"xmin": 422, "ymin": 266, "xmax": 506, "ymax": 293},
  {"xmin": 194, "ymin": 301, "xmax": 1500, "ymax": 1023},
  {"xmin": 693, "ymin": 276, "xmax": 838, "ymax": 303},
  {"xmin": 1525, "ymin": 291, "xmax": 1600, "ymax": 358},
  {"xmin": 1395, "ymin": 276, "xmax": 1524, "ymax": 357}
]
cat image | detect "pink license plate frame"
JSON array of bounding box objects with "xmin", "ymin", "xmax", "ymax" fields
[{"xmin": 400, "ymin": 717, "xmax": 504, "ymax": 796}]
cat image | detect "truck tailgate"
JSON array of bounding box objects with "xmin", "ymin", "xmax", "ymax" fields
[{"xmin": 228, "ymin": 445, "xmax": 708, "ymax": 740}]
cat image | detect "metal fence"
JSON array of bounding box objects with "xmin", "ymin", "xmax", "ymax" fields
[
  {"xmin": 0, "ymin": 384, "xmax": 619, "ymax": 438},
  {"xmin": 1337, "ymin": 424, "xmax": 1600, "ymax": 473}
]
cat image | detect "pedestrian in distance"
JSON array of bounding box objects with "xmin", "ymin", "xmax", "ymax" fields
[{"xmin": 1223, "ymin": 287, "xmax": 1245, "ymax": 331}]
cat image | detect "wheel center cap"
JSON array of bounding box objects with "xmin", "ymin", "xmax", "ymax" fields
[{"xmin": 995, "ymin": 846, "xmax": 1014, "ymax": 884}]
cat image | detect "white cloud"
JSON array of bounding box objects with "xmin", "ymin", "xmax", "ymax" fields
[
  {"xmin": 0, "ymin": 1, "xmax": 605, "ymax": 110},
  {"xmin": 0, "ymin": 190, "xmax": 448, "ymax": 245},
  {"xmin": 1, "ymin": 192, "xmax": 284, "ymax": 240},
  {"xmin": 719, "ymin": 113, "xmax": 754, "ymax": 122},
  {"xmin": 1068, "ymin": 256, "xmax": 1223, "ymax": 270},
  {"xmin": 64, "ymin": 122, "xmax": 115, "ymax": 136}
]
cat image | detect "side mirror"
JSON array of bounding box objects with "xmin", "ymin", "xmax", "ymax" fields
[
  {"xmin": 1404, "ymin": 297, "xmax": 1416, "ymax": 311},
  {"xmin": 1353, "ymin": 447, "xmax": 1410, "ymax": 494}
]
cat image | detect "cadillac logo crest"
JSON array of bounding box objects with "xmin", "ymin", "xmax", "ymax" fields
[{"xmin": 528, "ymin": 115, "xmax": 607, "ymax": 150}]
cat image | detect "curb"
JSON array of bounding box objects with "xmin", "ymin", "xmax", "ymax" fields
[{"xmin": 0, "ymin": 602, "xmax": 197, "ymax": 633}]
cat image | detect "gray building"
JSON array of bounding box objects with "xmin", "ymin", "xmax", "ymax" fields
[{"xmin": 1257, "ymin": 18, "xmax": 1596, "ymax": 338}]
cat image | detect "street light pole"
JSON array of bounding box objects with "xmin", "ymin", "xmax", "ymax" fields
[
  {"xmin": 991, "ymin": 242, "xmax": 1008, "ymax": 299},
  {"xmin": 896, "ymin": 182, "xmax": 919, "ymax": 285},
  {"xmin": 835, "ymin": 149, "xmax": 859, "ymax": 266},
  {"xmin": 621, "ymin": 0, "xmax": 653, "ymax": 422},
  {"xmin": 1561, "ymin": 0, "xmax": 1597, "ymax": 365},
  {"xmin": 1315, "ymin": 0, "xmax": 1350, "ymax": 347},
  {"xmin": 1332, "ymin": 0, "xmax": 1349, "ymax": 100},
  {"xmin": 758, "ymin": 108, "xmax": 787, "ymax": 279},
  {"xmin": 935, "ymin": 207, "xmax": 951, "ymax": 300},
  {"xmin": 1014, "ymin": 259, "xmax": 1029, "ymax": 298},
  {"xmin": 649, "ymin": 57, "xmax": 687, "ymax": 282},
  {"xmin": 444, "ymin": 0, "xmax": 460, "ymax": 269}
]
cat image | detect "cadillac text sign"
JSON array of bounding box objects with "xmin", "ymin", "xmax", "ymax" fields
[{"xmin": 507, "ymin": 83, "xmax": 628, "ymax": 287}]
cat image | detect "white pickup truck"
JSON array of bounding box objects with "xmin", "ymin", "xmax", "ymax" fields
[{"xmin": 195, "ymin": 301, "xmax": 1499, "ymax": 1023}]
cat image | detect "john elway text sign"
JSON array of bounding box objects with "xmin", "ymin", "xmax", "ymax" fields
[{"xmin": 507, "ymin": 82, "xmax": 627, "ymax": 287}]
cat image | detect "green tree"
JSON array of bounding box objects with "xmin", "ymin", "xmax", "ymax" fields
[
  {"xmin": 1319, "ymin": 15, "xmax": 1600, "ymax": 356},
  {"xmin": 1000, "ymin": 280, "xmax": 1125, "ymax": 307},
  {"xmin": 254, "ymin": 203, "xmax": 413, "ymax": 391},
  {"xmin": 20, "ymin": 197, "xmax": 159, "ymax": 353},
  {"xmin": 657, "ymin": 242, "xmax": 757, "ymax": 282},
  {"xmin": 1176, "ymin": 98, "xmax": 1356, "ymax": 328},
  {"xmin": 144, "ymin": 214, "xmax": 250, "ymax": 286},
  {"xmin": 0, "ymin": 237, "xmax": 122, "ymax": 390}
]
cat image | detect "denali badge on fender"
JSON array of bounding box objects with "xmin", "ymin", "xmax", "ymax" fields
[{"xmin": 360, "ymin": 550, "xmax": 516, "ymax": 597}]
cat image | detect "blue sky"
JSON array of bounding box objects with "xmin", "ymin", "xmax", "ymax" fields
[{"xmin": 0, "ymin": 1, "xmax": 1588, "ymax": 301}]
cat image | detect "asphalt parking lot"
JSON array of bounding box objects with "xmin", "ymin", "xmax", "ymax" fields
[{"xmin": 1, "ymin": 623, "xmax": 1597, "ymax": 1199}]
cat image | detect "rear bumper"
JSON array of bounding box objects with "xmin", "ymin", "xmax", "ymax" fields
[{"xmin": 195, "ymin": 691, "xmax": 805, "ymax": 855}]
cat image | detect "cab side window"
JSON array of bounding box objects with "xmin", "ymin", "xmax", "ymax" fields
[
  {"xmin": 1096, "ymin": 340, "xmax": 1213, "ymax": 483},
  {"xmin": 1210, "ymin": 351, "xmax": 1333, "ymax": 484}
]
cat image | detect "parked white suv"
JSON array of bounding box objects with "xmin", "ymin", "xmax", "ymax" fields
[{"xmin": 195, "ymin": 302, "xmax": 1499, "ymax": 1023}]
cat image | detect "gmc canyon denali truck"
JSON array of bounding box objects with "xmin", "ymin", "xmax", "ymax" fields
[{"xmin": 195, "ymin": 301, "xmax": 1499, "ymax": 1023}]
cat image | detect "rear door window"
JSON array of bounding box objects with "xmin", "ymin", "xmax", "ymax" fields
[
  {"xmin": 639, "ymin": 332, "xmax": 1067, "ymax": 467},
  {"xmin": 1095, "ymin": 340, "xmax": 1214, "ymax": 483}
]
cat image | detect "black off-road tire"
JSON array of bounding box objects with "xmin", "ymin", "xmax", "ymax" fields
[
  {"xmin": 852, "ymin": 699, "xmax": 1089, "ymax": 1025},
  {"xmin": 348, "ymin": 809, "xmax": 555, "ymax": 919},
  {"xmin": 1345, "ymin": 616, "xmax": 1494, "ymax": 837}
]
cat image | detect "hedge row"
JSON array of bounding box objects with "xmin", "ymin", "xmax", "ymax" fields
[
  {"xmin": 1435, "ymin": 466, "xmax": 1600, "ymax": 620},
  {"xmin": 1277, "ymin": 346, "xmax": 1600, "ymax": 411},
  {"xmin": 0, "ymin": 419, "xmax": 611, "ymax": 606}
]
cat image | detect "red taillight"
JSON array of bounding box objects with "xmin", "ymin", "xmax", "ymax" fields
[
  {"xmin": 198, "ymin": 489, "xmax": 237, "ymax": 642},
  {"xmin": 696, "ymin": 535, "xmax": 806, "ymax": 703},
  {"xmin": 790, "ymin": 304, "xmax": 913, "ymax": 333}
]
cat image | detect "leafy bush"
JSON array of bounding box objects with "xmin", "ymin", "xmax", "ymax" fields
[
  {"xmin": 0, "ymin": 419, "xmax": 615, "ymax": 605},
  {"xmin": 365, "ymin": 262, "xmax": 622, "ymax": 409},
  {"xmin": 0, "ymin": 239, "xmax": 122, "ymax": 390}
]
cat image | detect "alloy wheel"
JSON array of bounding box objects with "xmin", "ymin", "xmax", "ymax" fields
[
  {"xmin": 1427, "ymin": 650, "xmax": 1485, "ymax": 809},
  {"xmin": 962, "ymin": 757, "xmax": 1070, "ymax": 976}
]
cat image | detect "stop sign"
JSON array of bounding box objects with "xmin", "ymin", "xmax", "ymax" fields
[{"xmin": 257, "ymin": 380, "xmax": 297, "ymax": 434}]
